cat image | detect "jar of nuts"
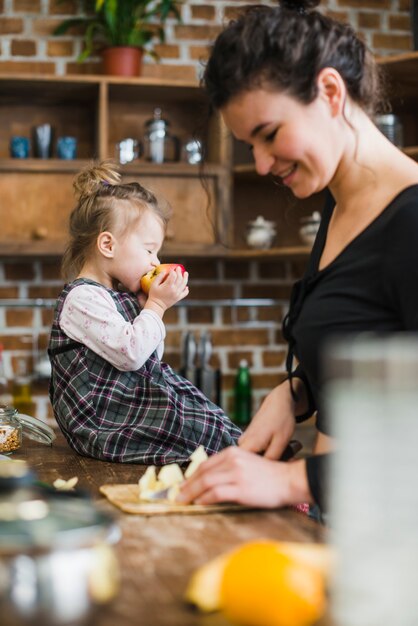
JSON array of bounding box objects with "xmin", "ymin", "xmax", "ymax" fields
[{"xmin": 0, "ymin": 405, "xmax": 22, "ymax": 453}]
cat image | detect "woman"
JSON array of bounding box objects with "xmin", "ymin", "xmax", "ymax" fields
[{"xmin": 179, "ymin": 0, "xmax": 418, "ymax": 514}]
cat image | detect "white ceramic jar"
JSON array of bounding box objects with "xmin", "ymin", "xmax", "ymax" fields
[{"xmin": 246, "ymin": 216, "xmax": 277, "ymax": 249}]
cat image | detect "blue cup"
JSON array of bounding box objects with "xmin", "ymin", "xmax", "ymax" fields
[
  {"xmin": 56, "ymin": 136, "xmax": 77, "ymax": 160},
  {"xmin": 10, "ymin": 136, "xmax": 30, "ymax": 158}
]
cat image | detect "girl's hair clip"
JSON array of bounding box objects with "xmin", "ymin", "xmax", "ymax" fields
[{"xmin": 102, "ymin": 180, "xmax": 111, "ymax": 187}]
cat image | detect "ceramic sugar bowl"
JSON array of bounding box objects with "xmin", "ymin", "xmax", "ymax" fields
[{"xmin": 246, "ymin": 216, "xmax": 277, "ymax": 249}]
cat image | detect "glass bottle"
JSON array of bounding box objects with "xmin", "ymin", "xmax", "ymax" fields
[
  {"xmin": 12, "ymin": 358, "xmax": 33, "ymax": 415},
  {"xmin": 234, "ymin": 359, "xmax": 252, "ymax": 427}
]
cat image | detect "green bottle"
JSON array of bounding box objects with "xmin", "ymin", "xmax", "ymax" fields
[{"xmin": 234, "ymin": 359, "xmax": 252, "ymax": 427}]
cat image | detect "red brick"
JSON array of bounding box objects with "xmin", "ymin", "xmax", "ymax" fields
[
  {"xmin": 324, "ymin": 10, "xmax": 350, "ymax": 23},
  {"xmin": 223, "ymin": 261, "xmax": 250, "ymax": 280},
  {"xmin": 0, "ymin": 287, "xmax": 19, "ymax": 298},
  {"xmin": 241, "ymin": 284, "xmax": 293, "ymax": 299},
  {"xmin": 13, "ymin": 0, "xmax": 41, "ymax": 11},
  {"xmin": 32, "ymin": 17, "xmax": 69, "ymax": 36},
  {"xmin": 47, "ymin": 40, "xmax": 74, "ymax": 57},
  {"xmin": 174, "ymin": 24, "xmax": 222, "ymax": 40},
  {"xmin": 154, "ymin": 44, "xmax": 180, "ymax": 59},
  {"xmin": 191, "ymin": 4, "xmax": 216, "ymax": 20},
  {"xmin": 257, "ymin": 260, "xmax": 286, "ymax": 280},
  {"xmin": 42, "ymin": 309, "xmax": 54, "ymax": 326},
  {"xmin": 189, "ymin": 45, "xmax": 210, "ymax": 61},
  {"xmin": 358, "ymin": 11, "xmax": 381, "ymax": 29},
  {"xmin": 257, "ymin": 305, "xmax": 283, "ymax": 322},
  {"xmin": 11, "ymin": 39, "xmax": 37, "ymax": 56},
  {"xmin": 190, "ymin": 284, "xmax": 234, "ymax": 299},
  {"xmin": 4, "ymin": 262, "xmax": 35, "ymax": 280},
  {"xmin": 163, "ymin": 352, "xmax": 180, "ymax": 370},
  {"xmin": 5, "ymin": 309, "xmax": 34, "ymax": 327},
  {"xmin": 141, "ymin": 63, "xmax": 196, "ymax": 82},
  {"xmin": 227, "ymin": 351, "xmax": 254, "ymax": 369},
  {"xmin": 48, "ymin": 0, "xmax": 78, "ymax": 15},
  {"xmin": 28, "ymin": 286, "xmax": 61, "ymax": 299},
  {"xmin": 0, "ymin": 18, "xmax": 24, "ymax": 35},
  {"xmin": 37, "ymin": 333, "xmax": 50, "ymax": 351},
  {"xmin": 287, "ymin": 260, "xmax": 308, "ymax": 279},
  {"xmin": 337, "ymin": 0, "xmax": 390, "ymax": 7},
  {"xmin": 187, "ymin": 306, "xmax": 213, "ymax": 324},
  {"xmin": 65, "ymin": 60, "xmax": 102, "ymax": 75},
  {"xmin": 211, "ymin": 328, "xmax": 269, "ymax": 346},
  {"xmin": 40, "ymin": 261, "xmax": 62, "ymax": 280},
  {"xmin": 164, "ymin": 329, "xmax": 182, "ymax": 349},
  {"xmin": 224, "ymin": 6, "xmax": 248, "ymax": 21},
  {"xmin": 252, "ymin": 373, "xmax": 285, "ymax": 390},
  {"xmin": 222, "ymin": 307, "xmax": 251, "ymax": 324},
  {"xmin": 187, "ymin": 259, "xmax": 218, "ymax": 279},
  {"xmin": 389, "ymin": 14, "xmax": 411, "ymax": 31},
  {"xmin": 0, "ymin": 61, "xmax": 55, "ymax": 74},
  {"xmin": 0, "ymin": 335, "xmax": 32, "ymax": 350},
  {"xmin": 162, "ymin": 306, "xmax": 179, "ymax": 324},
  {"xmin": 372, "ymin": 33, "xmax": 412, "ymax": 50},
  {"xmin": 262, "ymin": 350, "xmax": 286, "ymax": 368}
]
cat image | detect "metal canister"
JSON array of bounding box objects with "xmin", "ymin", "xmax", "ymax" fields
[{"xmin": 375, "ymin": 114, "xmax": 404, "ymax": 147}]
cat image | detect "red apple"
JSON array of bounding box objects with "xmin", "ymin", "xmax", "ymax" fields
[{"xmin": 140, "ymin": 263, "xmax": 186, "ymax": 295}]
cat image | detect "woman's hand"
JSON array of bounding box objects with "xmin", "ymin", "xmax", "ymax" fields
[
  {"xmin": 145, "ymin": 267, "xmax": 189, "ymax": 315},
  {"xmin": 177, "ymin": 446, "xmax": 312, "ymax": 507},
  {"xmin": 238, "ymin": 382, "xmax": 297, "ymax": 460}
]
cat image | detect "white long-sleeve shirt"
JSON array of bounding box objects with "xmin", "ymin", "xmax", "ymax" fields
[{"xmin": 59, "ymin": 284, "xmax": 165, "ymax": 371}]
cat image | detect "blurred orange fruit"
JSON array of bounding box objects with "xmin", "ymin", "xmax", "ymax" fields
[{"xmin": 220, "ymin": 540, "xmax": 326, "ymax": 626}]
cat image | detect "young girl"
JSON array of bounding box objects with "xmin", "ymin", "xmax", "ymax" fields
[{"xmin": 48, "ymin": 161, "xmax": 241, "ymax": 464}]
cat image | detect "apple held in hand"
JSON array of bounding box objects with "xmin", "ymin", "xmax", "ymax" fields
[{"xmin": 140, "ymin": 263, "xmax": 186, "ymax": 294}]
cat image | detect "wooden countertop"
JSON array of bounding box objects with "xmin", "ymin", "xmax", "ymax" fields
[{"xmin": 14, "ymin": 432, "xmax": 329, "ymax": 626}]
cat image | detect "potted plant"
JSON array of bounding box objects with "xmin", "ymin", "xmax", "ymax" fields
[{"xmin": 53, "ymin": 0, "xmax": 182, "ymax": 77}]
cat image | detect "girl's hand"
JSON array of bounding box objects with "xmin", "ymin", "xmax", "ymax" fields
[
  {"xmin": 145, "ymin": 268, "xmax": 189, "ymax": 315},
  {"xmin": 177, "ymin": 446, "xmax": 311, "ymax": 507},
  {"xmin": 238, "ymin": 382, "xmax": 296, "ymax": 460}
]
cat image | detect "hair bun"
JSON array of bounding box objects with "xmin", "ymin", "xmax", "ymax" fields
[
  {"xmin": 73, "ymin": 160, "xmax": 121, "ymax": 199},
  {"xmin": 280, "ymin": 0, "xmax": 320, "ymax": 12}
]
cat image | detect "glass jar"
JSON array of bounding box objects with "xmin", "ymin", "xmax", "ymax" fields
[
  {"xmin": 0, "ymin": 405, "xmax": 22, "ymax": 454},
  {"xmin": 143, "ymin": 108, "xmax": 179, "ymax": 163}
]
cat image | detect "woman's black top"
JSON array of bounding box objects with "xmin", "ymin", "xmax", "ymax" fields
[{"xmin": 283, "ymin": 185, "xmax": 418, "ymax": 507}]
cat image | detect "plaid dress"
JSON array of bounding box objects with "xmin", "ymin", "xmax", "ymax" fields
[{"xmin": 48, "ymin": 279, "xmax": 241, "ymax": 465}]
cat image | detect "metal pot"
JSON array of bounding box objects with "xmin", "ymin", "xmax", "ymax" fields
[{"xmin": 0, "ymin": 461, "xmax": 120, "ymax": 625}]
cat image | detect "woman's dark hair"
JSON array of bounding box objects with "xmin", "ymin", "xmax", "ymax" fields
[{"xmin": 203, "ymin": 0, "xmax": 384, "ymax": 116}]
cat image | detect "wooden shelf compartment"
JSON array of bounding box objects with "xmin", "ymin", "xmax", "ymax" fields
[{"xmin": 0, "ymin": 77, "xmax": 100, "ymax": 161}]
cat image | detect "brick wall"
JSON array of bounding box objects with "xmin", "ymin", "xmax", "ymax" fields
[
  {"xmin": 0, "ymin": 257, "xmax": 301, "ymax": 422},
  {"xmin": 0, "ymin": 0, "xmax": 414, "ymax": 79},
  {"xmin": 0, "ymin": 0, "xmax": 414, "ymax": 422}
]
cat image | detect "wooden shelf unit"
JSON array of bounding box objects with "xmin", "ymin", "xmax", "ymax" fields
[{"xmin": 1, "ymin": 52, "xmax": 417, "ymax": 258}]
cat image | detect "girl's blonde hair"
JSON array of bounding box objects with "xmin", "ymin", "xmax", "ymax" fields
[{"xmin": 61, "ymin": 161, "xmax": 170, "ymax": 281}]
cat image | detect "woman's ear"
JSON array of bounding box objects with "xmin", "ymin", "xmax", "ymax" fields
[
  {"xmin": 317, "ymin": 67, "xmax": 346, "ymax": 117},
  {"xmin": 97, "ymin": 231, "xmax": 115, "ymax": 258}
]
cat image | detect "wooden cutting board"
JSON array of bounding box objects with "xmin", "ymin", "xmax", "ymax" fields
[{"xmin": 100, "ymin": 484, "xmax": 256, "ymax": 515}]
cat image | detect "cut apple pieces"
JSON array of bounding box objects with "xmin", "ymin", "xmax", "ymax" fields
[{"xmin": 138, "ymin": 445, "xmax": 208, "ymax": 502}]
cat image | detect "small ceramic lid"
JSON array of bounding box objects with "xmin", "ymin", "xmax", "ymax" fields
[{"xmin": 247, "ymin": 216, "xmax": 276, "ymax": 230}]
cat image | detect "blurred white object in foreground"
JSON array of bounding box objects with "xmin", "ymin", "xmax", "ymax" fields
[{"xmin": 325, "ymin": 334, "xmax": 418, "ymax": 626}]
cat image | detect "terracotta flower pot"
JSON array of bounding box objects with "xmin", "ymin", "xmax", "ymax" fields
[{"xmin": 101, "ymin": 47, "xmax": 143, "ymax": 77}]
